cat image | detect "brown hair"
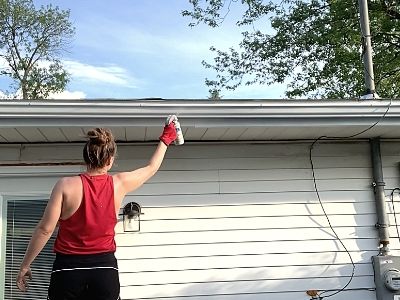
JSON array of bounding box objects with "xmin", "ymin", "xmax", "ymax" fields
[{"xmin": 83, "ymin": 128, "xmax": 116, "ymax": 169}]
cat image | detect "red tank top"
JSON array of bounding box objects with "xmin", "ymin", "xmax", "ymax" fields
[{"xmin": 54, "ymin": 173, "xmax": 117, "ymax": 254}]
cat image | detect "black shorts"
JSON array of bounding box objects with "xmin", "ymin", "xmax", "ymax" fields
[{"xmin": 48, "ymin": 252, "xmax": 120, "ymax": 300}]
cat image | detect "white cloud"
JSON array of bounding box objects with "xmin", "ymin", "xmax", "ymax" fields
[
  {"xmin": 48, "ymin": 90, "xmax": 86, "ymax": 99},
  {"xmin": 77, "ymin": 17, "xmax": 242, "ymax": 61},
  {"xmin": 63, "ymin": 60, "xmax": 140, "ymax": 88},
  {"xmin": 0, "ymin": 88, "xmax": 86, "ymax": 100},
  {"xmin": 0, "ymin": 56, "xmax": 7, "ymax": 69}
]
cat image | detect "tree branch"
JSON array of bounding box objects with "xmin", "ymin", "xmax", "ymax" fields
[{"xmin": 380, "ymin": 0, "xmax": 400, "ymax": 20}]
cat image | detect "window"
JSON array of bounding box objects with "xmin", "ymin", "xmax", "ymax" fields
[{"xmin": 4, "ymin": 199, "xmax": 56, "ymax": 300}]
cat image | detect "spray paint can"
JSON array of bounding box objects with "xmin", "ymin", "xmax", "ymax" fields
[
  {"xmin": 166, "ymin": 115, "xmax": 185, "ymax": 145},
  {"xmin": 173, "ymin": 118, "xmax": 184, "ymax": 145}
]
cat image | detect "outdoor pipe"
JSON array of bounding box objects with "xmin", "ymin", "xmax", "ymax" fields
[
  {"xmin": 358, "ymin": 0, "xmax": 376, "ymax": 96},
  {"xmin": 370, "ymin": 137, "xmax": 390, "ymax": 255}
]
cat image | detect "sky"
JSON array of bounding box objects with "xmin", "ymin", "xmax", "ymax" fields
[{"xmin": 0, "ymin": 0, "xmax": 286, "ymax": 100}]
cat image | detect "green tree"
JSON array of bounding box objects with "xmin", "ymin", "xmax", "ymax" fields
[
  {"xmin": 0, "ymin": 0, "xmax": 74, "ymax": 99},
  {"xmin": 183, "ymin": 0, "xmax": 400, "ymax": 99},
  {"xmin": 208, "ymin": 88, "xmax": 222, "ymax": 100}
]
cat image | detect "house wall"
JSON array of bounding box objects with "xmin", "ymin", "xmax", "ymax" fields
[{"xmin": 1, "ymin": 141, "xmax": 400, "ymax": 300}]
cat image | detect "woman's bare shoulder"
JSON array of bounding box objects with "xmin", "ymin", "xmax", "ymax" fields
[{"xmin": 56, "ymin": 175, "xmax": 82, "ymax": 188}]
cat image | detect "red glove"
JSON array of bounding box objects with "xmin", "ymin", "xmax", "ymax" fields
[{"xmin": 159, "ymin": 122, "xmax": 177, "ymax": 146}]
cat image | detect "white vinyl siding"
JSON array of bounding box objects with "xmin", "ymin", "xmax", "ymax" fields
[
  {"xmin": 382, "ymin": 141, "xmax": 400, "ymax": 253},
  {"xmin": 1, "ymin": 141, "xmax": 398, "ymax": 300},
  {"xmin": 116, "ymin": 142, "xmax": 378, "ymax": 300}
]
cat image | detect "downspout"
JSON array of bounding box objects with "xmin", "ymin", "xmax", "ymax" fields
[{"xmin": 370, "ymin": 137, "xmax": 390, "ymax": 255}]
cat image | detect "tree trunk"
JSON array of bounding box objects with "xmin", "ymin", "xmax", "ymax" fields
[{"xmin": 21, "ymin": 83, "xmax": 28, "ymax": 99}]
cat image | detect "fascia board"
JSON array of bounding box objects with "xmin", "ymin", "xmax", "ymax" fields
[{"xmin": 0, "ymin": 99, "xmax": 398, "ymax": 128}]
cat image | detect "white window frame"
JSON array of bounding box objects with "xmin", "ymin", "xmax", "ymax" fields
[{"xmin": 0, "ymin": 193, "xmax": 51, "ymax": 300}]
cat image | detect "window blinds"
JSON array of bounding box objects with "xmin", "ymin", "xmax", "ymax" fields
[{"xmin": 4, "ymin": 199, "xmax": 56, "ymax": 300}]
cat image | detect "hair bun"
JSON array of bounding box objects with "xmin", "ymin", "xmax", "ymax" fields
[
  {"xmin": 86, "ymin": 128, "xmax": 112, "ymax": 145},
  {"xmin": 83, "ymin": 128, "xmax": 116, "ymax": 170}
]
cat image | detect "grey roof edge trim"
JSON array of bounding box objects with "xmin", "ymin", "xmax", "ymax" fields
[{"xmin": 0, "ymin": 99, "xmax": 398, "ymax": 127}]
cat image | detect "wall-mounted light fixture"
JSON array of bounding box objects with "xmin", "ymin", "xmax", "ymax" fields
[{"xmin": 123, "ymin": 202, "xmax": 143, "ymax": 232}]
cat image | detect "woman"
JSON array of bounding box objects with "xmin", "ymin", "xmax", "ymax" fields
[{"xmin": 16, "ymin": 121, "xmax": 177, "ymax": 300}]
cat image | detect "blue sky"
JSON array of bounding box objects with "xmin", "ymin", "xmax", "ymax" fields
[{"xmin": 0, "ymin": 0, "xmax": 286, "ymax": 99}]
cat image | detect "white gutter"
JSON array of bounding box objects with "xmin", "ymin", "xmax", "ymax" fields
[{"xmin": 0, "ymin": 99, "xmax": 397, "ymax": 128}]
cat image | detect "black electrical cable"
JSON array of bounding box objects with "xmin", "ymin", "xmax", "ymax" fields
[
  {"xmin": 309, "ymin": 140, "xmax": 355, "ymax": 300},
  {"xmin": 308, "ymin": 99, "xmax": 392, "ymax": 299},
  {"xmin": 390, "ymin": 188, "xmax": 400, "ymax": 244},
  {"xmin": 321, "ymin": 98, "xmax": 392, "ymax": 141}
]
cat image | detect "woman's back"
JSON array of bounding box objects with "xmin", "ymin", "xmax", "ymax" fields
[{"xmin": 54, "ymin": 174, "xmax": 117, "ymax": 255}]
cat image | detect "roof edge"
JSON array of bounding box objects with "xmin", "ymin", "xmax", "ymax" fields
[{"xmin": 0, "ymin": 99, "xmax": 398, "ymax": 127}]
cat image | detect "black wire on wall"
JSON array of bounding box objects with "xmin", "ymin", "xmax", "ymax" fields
[{"xmin": 308, "ymin": 99, "xmax": 392, "ymax": 299}]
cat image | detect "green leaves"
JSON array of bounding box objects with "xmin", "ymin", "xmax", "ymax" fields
[
  {"xmin": 0, "ymin": 0, "xmax": 74, "ymax": 99},
  {"xmin": 184, "ymin": 0, "xmax": 400, "ymax": 98},
  {"xmin": 23, "ymin": 60, "xmax": 69, "ymax": 99}
]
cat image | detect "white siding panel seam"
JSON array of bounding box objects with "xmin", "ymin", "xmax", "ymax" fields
[
  {"xmin": 116, "ymin": 254, "xmax": 378, "ymax": 261},
  {"xmin": 118, "ymin": 262, "xmax": 371, "ymax": 274},
  {"xmin": 119, "ymin": 285, "xmax": 375, "ymax": 300},
  {"xmin": 121, "ymin": 291, "xmax": 376, "ymax": 300},
  {"xmin": 119, "ymin": 275, "xmax": 373, "ymax": 289},
  {"xmin": 134, "ymin": 204, "xmax": 374, "ymax": 210},
  {"xmin": 115, "ymin": 238, "xmax": 378, "ymax": 248},
  {"xmin": 116, "ymin": 250, "xmax": 377, "ymax": 260},
  {"xmin": 133, "ymin": 213, "xmax": 376, "ymax": 221},
  {"xmin": 115, "ymin": 225, "xmax": 375, "ymax": 234},
  {"xmin": 127, "ymin": 189, "xmax": 373, "ymax": 197},
  {"xmin": 136, "ymin": 200, "xmax": 376, "ymax": 208}
]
